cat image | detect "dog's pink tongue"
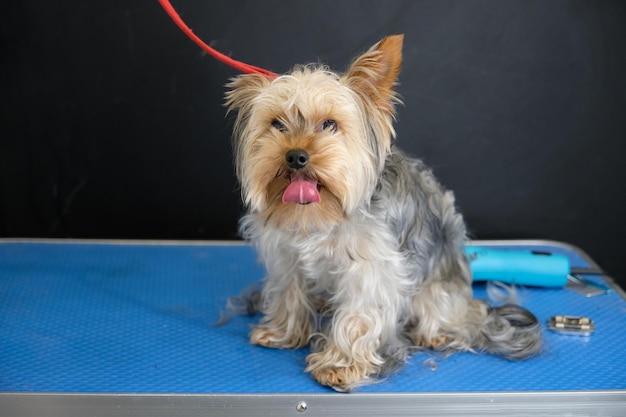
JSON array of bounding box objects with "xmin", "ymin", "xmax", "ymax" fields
[{"xmin": 282, "ymin": 176, "xmax": 320, "ymax": 204}]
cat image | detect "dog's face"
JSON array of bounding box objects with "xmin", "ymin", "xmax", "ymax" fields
[{"xmin": 225, "ymin": 35, "xmax": 403, "ymax": 230}]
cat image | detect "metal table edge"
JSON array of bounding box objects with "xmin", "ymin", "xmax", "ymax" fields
[{"xmin": 1, "ymin": 390, "xmax": 625, "ymax": 417}]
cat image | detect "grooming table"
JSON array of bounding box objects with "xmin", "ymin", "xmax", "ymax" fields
[{"xmin": 0, "ymin": 239, "xmax": 624, "ymax": 416}]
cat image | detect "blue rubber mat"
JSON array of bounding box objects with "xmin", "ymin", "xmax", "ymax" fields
[{"xmin": 1, "ymin": 240, "xmax": 624, "ymax": 393}]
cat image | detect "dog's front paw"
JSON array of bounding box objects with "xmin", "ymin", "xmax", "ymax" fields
[
  {"xmin": 249, "ymin": 325, "xmax": 283, "ymax": 347},
  {"xmin": 308, "ymin": 362, "xmax": 377, "ymax": 392},
  {"xmin": 306, "ymin": 350, "xmax": 380, "ymax": 391},
  {"xmin": 250, "ymin": 324, "xmax": 309, "ymax": 349}
]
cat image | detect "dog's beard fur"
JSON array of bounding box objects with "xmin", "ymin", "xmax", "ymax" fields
[{"xmin": 225, "ymin": 35, "xmax": 542, "ymax": 391}]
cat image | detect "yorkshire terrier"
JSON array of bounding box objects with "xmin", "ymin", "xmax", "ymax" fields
[{"xmin": 225, "ymin": 34, "xmax": 541, "ymax": 391}]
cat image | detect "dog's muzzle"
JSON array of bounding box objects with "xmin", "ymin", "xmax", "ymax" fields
[{"xmin": 282, "ymin": 149, "xmax": 320, "ymax": 204}]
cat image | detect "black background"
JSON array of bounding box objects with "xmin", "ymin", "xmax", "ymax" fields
[{"xmin": 1, "ymin": 1, "xmax": 625, "ymax": 286}]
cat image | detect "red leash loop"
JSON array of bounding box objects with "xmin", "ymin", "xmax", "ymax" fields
[{"xmin": 157, "ymin": 0, "xmax": 278, "ymax": 78}]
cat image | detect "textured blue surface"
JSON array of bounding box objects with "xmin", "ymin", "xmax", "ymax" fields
[{"xmin": 0, "ymin": 240, "xmax": 624, "ymax": 394}]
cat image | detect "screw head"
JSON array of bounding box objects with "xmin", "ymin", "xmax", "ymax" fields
[{"xmin": 296, "ymin": 400, "xmax": 307, "ymax": 413}]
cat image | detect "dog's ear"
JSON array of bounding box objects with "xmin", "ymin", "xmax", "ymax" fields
[
  {"xmin": 344, "ymin": 34, "xmax": 403, "ymax": 112},
  {"xmin": 224, "ymin": 74, "xmax": 271, "ymax": 114}
]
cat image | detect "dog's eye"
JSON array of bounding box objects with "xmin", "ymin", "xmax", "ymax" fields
[
  {"xmin": 271, "ymin": 119, "xmax": 286, "ymax": 132},
  {"xmin": 321, "ymin": 119, "xmax": 337, "ymax": 133}
]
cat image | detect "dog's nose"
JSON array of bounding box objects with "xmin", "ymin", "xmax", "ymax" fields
[{"xmin": 285, "ymin": 149, "xmax": 309, "ymax": 169}]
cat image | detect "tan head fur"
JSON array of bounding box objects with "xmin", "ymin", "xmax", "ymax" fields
[{"xmin": 225, "ymin": 35, "xmax": 404, "ymax": 231}]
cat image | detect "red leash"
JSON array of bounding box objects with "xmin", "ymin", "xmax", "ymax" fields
[{"xmin": 157, "ymin": 0, "xmax": 278, "ymax": 78}]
